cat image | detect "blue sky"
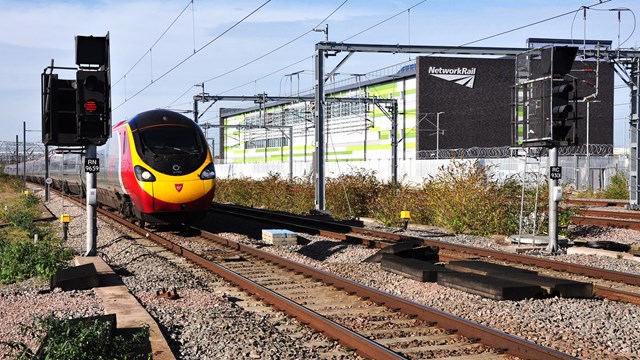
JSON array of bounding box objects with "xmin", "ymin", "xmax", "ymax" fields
[{"xmin": 0, "ymin": 0, "xmax": 638, "ymax": 146}]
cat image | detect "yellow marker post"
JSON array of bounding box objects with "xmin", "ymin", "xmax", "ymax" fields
[
  {"xmin": 400, "ymin": 211, "xmax": 411, "ymax": 231},
  {"xmin": 60, "ymin": 214, "xmax": 71, "ymax": 241}
]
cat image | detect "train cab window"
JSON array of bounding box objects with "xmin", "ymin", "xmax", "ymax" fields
[{"xmin": 139, "ymin": 126, "xmax": 202, "ymax": 155}]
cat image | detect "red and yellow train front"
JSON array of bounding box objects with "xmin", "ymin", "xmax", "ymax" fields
[{"xmin": 117, "ymin": 110, "xmax": 216, "ymax": 223}]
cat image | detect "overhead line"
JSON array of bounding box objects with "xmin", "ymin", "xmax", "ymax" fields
[
  {"xmin": 167, "ymin": 0, "xmax": 349, "ymax": 107},
  {"xmin": 459, "ymin": 0, "xmax": 614, "ymax": 47},
  {"xmin": 112, "ymin": 0, "xmax": 194, "ymax": 88},
  {"xmin": 114, "ymin": 0, "xmax": 272, "ymax": 111},
  {"xmin": 218, "ymin": 56, "xmax": 313, "ymax": 95},
  {"xmin": 342, "ymin": 0, "xmax": 429, "ymax": 42}
]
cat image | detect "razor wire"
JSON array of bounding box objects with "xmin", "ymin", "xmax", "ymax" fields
[{"xmin": 416, "ymin": 144, "xmax": 614, "ymax": 159}]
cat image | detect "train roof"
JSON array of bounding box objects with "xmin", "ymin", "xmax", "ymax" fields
[{"xmin": 125, "ymin": 109, "xmax": 197, "ymax": 131}]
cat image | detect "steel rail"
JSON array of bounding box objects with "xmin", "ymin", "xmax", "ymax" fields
[
  {"xmin": 90, "ymin": 204, "xmax": 570, "ymax": 359},
  {"xmin": 564, "ymin": 198, "xmax": 627, "ymax": 207},
  {"xmin": 579, "ymin": 209, "xmax": 640, "ymax": 220},
  {"xmin": 419, "ymin": 238, "xmax": 640, "ymax": 287},
  {"xmin": 571, "ymin": 215, "xmax": 640, "ymax": 231},
  {"xmin": 96, "ymin": 209, "xmax": 405, "ymax": 359},
  {"xmin": 196, "ymin": 228, "xmax": 572, "ymax": 360},
  {"xmin": 213, "ymin": 203, "xmax": 640, "ymax": 287},
  {"xmin": 594, "ymin": 285, "xmax": 640, "ymax": 304}
]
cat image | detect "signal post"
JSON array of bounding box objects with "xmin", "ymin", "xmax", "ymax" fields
[
  {"xmin": 514, "ymin": 45, "xmax": 578, "ymax": 253},
  {"xmin": 41, "ymin": 34, "xmax": 111, "ymax": 256}
]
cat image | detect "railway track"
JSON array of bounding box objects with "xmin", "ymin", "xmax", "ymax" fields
[
  {"xmin": 91, "ymin": 205, "xmax": 568, "ymax": 359},
  {"xmin": 571, "ymin": 208, "xmax": 640, "ymax": 231},
  {"xmin": 565, "ymin": 197, "xmax": 640, "ymax": 230},
  {"xmin": 564, "ymin": 198, "xmax": 628, "ymax": 208},
  {"xmin": 211, "ymin": 203, "xmax": 640, "ymax": 305}
]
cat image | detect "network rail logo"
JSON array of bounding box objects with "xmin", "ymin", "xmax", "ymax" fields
[{"xmin": 428, "ymin": 66, "xmax": 477, "ymax": 88}]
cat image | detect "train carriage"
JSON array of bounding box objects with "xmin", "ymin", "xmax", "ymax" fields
[{"xmin": 5, "ymin": 109, "xmax": 216, "ymax": 225}]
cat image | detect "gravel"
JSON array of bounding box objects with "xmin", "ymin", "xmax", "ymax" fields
[
  {"xmin": 3, "ymin": 189, "xmax": 640, "ymax": 359},
  {"xmin": 1, "ymin": 191, "xmax": 358, "ymax": 359}
]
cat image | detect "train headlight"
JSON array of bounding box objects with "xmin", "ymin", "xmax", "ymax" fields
[
  {"xmin": 134, "ymin": 165, "xmax": 156, "ymax": 182},
  {"xmin": 199, "ymin": 163, "xmax": 216, "ymax": 180}
]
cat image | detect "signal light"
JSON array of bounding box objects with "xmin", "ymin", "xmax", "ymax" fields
[
  {"xmin": 76, "ymin": 69, "xmax": 110, "ymax": 144},
  {"xmin": 549, "ymin": 79, "xmax": 575, "ymax": 143},
  {"xmin": 84, "ymin": 100, "xmax": 97, "ymax": 112},
  {"xmin": 551, "ymin": 80, "xmax": 573, "ymax": 120}
]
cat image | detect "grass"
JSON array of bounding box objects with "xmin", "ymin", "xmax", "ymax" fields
[
  {"xmin": 0, "ymin": 175, "xmax": 75, "ymax": 285},
  {"xmin": 0, "ymin": 173, "xmax": 151, "ymax": 358}
]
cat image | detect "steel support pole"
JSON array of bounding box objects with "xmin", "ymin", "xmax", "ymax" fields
[
  {"xmin": 86, "ymin": 144, "xmax": 97, "ymax": 256},
  {"xmin": 22, "ymin": 122, "xmax": 26, "ymax": 190},
  {"xmin": 193, "ymin": 98, "xmax": 199, "ymax": 124},
  {"xmin": 436, "ymin": 113, "xmax": 440, "ymax": 160},
  {"xmin": 391, "ymin": 102, "xmax": 398, "ymax": 194},
  {"xmin": 586, "ymin": 101, "xmax": 590, "ymax": 190},
  {"xmin": 631, "ymin": 58, "xmax": 640, "ymax": 207},
  {"xmin": 15, "ymin": 135, "xmax": 18, "ymax": 177},
  {"xmin": 45, "ymin": 145, "xmax": 49, "ymax": 202},
  {"xmin": 547, "ymin": 147, "xmax": 559, "ymax": 253},
  {"xmin": 315, "ymin": 49, "xmax": 326, "ymax": 211},
  {"xmin": 289, "ymin": 127, "xmax": 293, "ymax": 181}
]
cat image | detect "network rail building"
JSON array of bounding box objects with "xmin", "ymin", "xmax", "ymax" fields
[{"xmin": 216, "ymin": 42, "xmax": 615, "ymax": 185}]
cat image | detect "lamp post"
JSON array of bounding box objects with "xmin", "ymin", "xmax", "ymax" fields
[{"xmin": 436, "ymin": 112, "xmax": 444, "ymax": 159}]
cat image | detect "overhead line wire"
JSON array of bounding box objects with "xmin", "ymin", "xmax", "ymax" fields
[
  {"xmin": 167, "ymin": 0, "xmax": 349, "ymax": 107},
  {"xmin": 113, "ymin": 0, "xmax": 194, "ymax": 88},
  {"xmin": 342, "ymin": 0, "xmax": 428, "ymax": 42},
  {"xmin": 458, "ymin": 0, "xmax": 613, "ymax": 47},
  {"xmin": 114, "ymin": 0, "xmax": 271, "ymax": 111}
]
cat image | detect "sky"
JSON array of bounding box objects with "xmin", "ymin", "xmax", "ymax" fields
[{"xmin": 0, "ymin": 0, "xmax": 638, "ymax": 147}]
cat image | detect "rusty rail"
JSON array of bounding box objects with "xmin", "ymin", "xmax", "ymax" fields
[{"xmin": 95, "ymin": 206, "xmax": 571, "ymax": 359}]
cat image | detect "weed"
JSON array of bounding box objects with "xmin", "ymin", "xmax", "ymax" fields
[
  {"xmin": 604, "ymin": 171, "xmax": 629, "ymax": 200},
  {"xmin": 3, "ymin": 315, "xmax": 150, "ymax": 360}
]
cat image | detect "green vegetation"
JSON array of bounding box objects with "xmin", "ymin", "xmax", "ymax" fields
[
  {"xmin": 571, "ymin": 170, "xmax": 629, "ymax": 200},
  {"xmin": 0, "ymin": 175, "xmax": 75, "ymax": 284},
  {"xmin": 215, "ymin": 160, "xmax": 560, "ymax": 236},
  {"xmin": 604, "ymin": 171, "xmax": 629, "ymax": 200},
  {"xmin": 4, "ymin": 315, "xmax": 150, "ymax": 360}
]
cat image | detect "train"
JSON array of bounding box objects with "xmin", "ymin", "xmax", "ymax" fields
[{"xmin": 3, "ymin": 109, "xmax": 216, "ymax": 226}]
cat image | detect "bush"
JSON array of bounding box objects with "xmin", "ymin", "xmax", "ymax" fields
[
  {"xmin": 368, "ymin": 184, "xmax": 430, "ymax": 227},
  {"xmin": 0, "ymin": 237, "xmax": 75, "ymax": 284},
  {"xmin": 0, "ymin": 186, "xmax": 74, "ymax": 284},
  {"xmin": 326, "ymin": 169, "xmax": 381, "ymax": 220},
  {"xmin": 604, "ymin": 171, "xmax": 629, "ymax": 200},
  {"xmin": 216, "ymin": 163, "xmax": 538, "ymax": 235},
  {"xmin": 419, "ymin": 160, "xmax": 521, "ymax": 235},
  {"xmin": 216, "ymin": 174, "xmax": 314, "ymax": 214},
  {"xmin": 4, "ymin": 315, "xmax": 149, "ymax": 360}
]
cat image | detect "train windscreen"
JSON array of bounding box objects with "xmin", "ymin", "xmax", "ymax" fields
[{"xmin": 139, "ymin": 125, "xmax": 202, "ymax": 155}]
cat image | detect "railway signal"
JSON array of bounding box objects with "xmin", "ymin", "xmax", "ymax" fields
[
  {"xmin": 75, "ymin": 34, "xmax": 111, "ymax": 146},
  {"xmin": 551, "ymin": 79, "xmax": 575, "ymax": 142},
  {"xmin": 76, "ymin": 69, "xmax": 110, "ymax": 144}
]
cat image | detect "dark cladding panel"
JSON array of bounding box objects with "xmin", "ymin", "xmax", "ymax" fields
[
  {"xmin": 572, "ymin": 61, "xmax": 614, "ymax": 146},
  {"xmin": 416, "ymin": 57, "xmax": 514, "ymax": 152},
  {"xmin": 415, "ymin": 56, "xmax": 613, "ymax": 153}
]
